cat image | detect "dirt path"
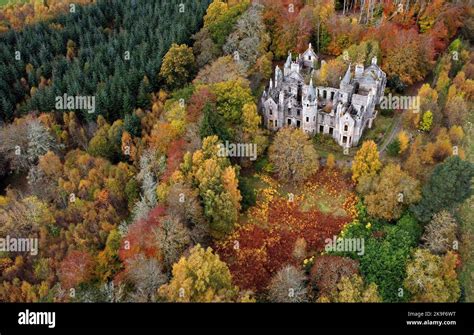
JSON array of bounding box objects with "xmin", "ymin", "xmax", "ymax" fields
[
  {"xmin": 379, "ymin": 81, "xmax": 425, "ymax": 156},
  {"xmin": 379, "ymin": 111, "xmax": 403, "ymax": 155},
  {"xmin": 319, "ymin": 81, "xmax": 426, "ymax": 164}
]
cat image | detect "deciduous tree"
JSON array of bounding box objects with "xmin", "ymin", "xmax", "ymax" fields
[
  {"xmin": 267, "ymin": 265, "xmax": 309, "ymax": 302},
  {"xmin": 310, "ymin": 255, "xmax": 359, "ymax": 298},
  {"xmin": 125, "ymin": 254, "xmax": 167, "ymax": 302},
  {"xmin": 58, "ymin": 250, "xmax": 95, "ymax": 289},
  {"xmin": 321, "ymin": 274, "xmax": 381, "ymax": 303},
  {"xmin": 180, "ymin": 136, "xmax": 241, "ymax": 238},
  {"xmin": 363, "ymin": 164, "xmax": 421, "ymax": 221},
  {"xmin": 269, "ymin": 127, "xmax": 319, "ymax": 182},
  {"xmin": 159, "ymin": 44, "xmax": 195, "ymax": 90},
  {"xmin": 422, "ymin": 211, "xmax": 458, "ymax": 255},
  {"xmin": 158, "ymin": 245, "xmax": 239, "ymax": 302},
  {"xmin": 154, "ymin": 215, "xmax": 191, "ymax": 272},
  {"xmin": 351, "ymin": 140, "xmax": 381, "ymax": 183},
  {"xmin": 404, "ymin": 249, "xmax": 460, "ymax": 302}
]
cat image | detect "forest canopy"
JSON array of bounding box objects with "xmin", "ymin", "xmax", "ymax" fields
[{"xmin": 0, "ymin": 0, "xmax": 211, "ymax": 122}]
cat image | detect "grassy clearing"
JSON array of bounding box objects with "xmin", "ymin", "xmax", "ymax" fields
[
  {"xmin": 312, "ymin": 114, "xmax": 396, "ymax": 162},
  {"xmin": 312, "ymin": 133, "xmax": 356, "ymax": 160},
  {"xmin": 242, "ymin": 168, "xmax": 356, "ymax": 228},
  {"xmin": 362, "ymin": 114, "xmax": 395, "ymax": 145},
  {"xmin": 300, "ymin": 188, "xmax": 348, "ymax": 217}
]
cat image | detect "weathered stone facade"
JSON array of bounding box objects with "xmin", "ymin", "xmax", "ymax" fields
[{"xmin": 260, "ymin": 44, "xmax": 386, "ymax": 147}]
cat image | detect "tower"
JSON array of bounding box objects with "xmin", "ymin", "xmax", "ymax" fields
[
  {"xmin": 340, "ymin": 64, "xmax": 352, "ymax": 91},
  {"xmin": 302, "ymin": 78, "xmax": 317, "ymax": 134},
  {"xmin": 275, "ymin": 65, "xmax": 283, "ymax": 88},
  {"xmin": 284, "ymin": 52, "xmax": 292, "ymax": 76},
  {"xmin": 302, "ymin": 43, "xmax": 318, "ymax": 69}
]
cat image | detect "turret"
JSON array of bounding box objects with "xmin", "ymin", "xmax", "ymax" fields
[
  {"xmin": 275, "ymin": 65, "xmax": 282, "ymax": 88},
  {"xmin": 284, "ymin": 52, "xmax": 292, "ymax": 76},
  {"xmin": 342, "ymin": 64, "xmax": 351, "ymax": 85},
  {"xmin": 340, "ymin": 64, "xmax": 353, "ymax": 92},
  {"xmin": 286, "ymin": 52, "xmax": 292, "ymax": 66},
  {"xmin": 302, "ymin": 78, "xmax": 317, "ymax": 135}
]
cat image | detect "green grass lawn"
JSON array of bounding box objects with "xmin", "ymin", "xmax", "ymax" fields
[
  {"xmin": 300, "ymin": 188, "xmax": 348, "ymax": 217},
  {"xmin": 312, "ymin": 114, "xmax": 396, "ymax": 161},
  {"xmin": 312, "ymin": 133, "xmax": 356, "ymax": 160},
  {"xmin": 362, "ymin": 114, "xmax": 395, "ymax": 145}
]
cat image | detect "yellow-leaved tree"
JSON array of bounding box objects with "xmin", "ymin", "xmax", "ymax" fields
[
  {"xmin": 179, "ymin": 136, "xmax": 242, "ymax": 238},
  {"xmin": 317, "ymin": 274, "xmax": 381, "ymax": 303},
  {"xmin": 351, "ymin": 140, "xmax": 381, "ymax": 183},
  {"xmin": 159, "ymin": 43, "xmax": 195, "ymax": 89},
  {"xmin": 269, "ymin": 127, "xmax": 319, "ymax": 182},
  {"xmin": 404, "ymin": 249, "xmax": 460, "ymax": 302},
  {"xmin": 158, "ymin": 245, "xmax": 252, "ymax": 302},
  {"xmin": 241, "ymin": 102, "xmax": 269, "ymax": 159},
  {"xmin": 362, "ymin": 164, "xmax": 421, "ymax": 220},
  {"xmin": 397, "ymin": 130, "xmax": 409, "ymax": 154}
]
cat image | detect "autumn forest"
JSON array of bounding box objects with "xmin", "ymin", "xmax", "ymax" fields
[{"xmin": 0, "ymin": 0, "xmax": 473, "ymax": 305}]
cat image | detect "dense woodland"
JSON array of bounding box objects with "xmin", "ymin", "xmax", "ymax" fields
[
  {"xmin": 0, "ymin": 0, "xmax": 210, "ymax": 122},
  {"xmin": 0, "ymin": 0, "xmax": 473, "ymax": 303}
]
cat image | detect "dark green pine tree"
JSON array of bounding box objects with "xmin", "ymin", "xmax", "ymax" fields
[
  {"xmin": 121, "ymin": 90, "xmax": 134, "ymax": 117},
  {"xmin": 0, "ymin": 0, "xmax": 212, "ymax": 122},
  {"xmin": 0, "ymin": 96, "xmax": 13, "ymax": 121},
  {"xmin": 136, "ymin": 79, "xmax": 151, "ymax": 110},
  {"xmin": 124, "ymin": 113, "xmax": 141, "ymax": 138},
  {"xmin": 95, "ymin": 85, "xmax": 109, "ymax": 121},
  {"xmin": 410, "ymin": 156, "xmax": 474, "ymax": 222},
  {"xmin": 199, "ymin": 102, "xmax": 231, "ymax": 142}
]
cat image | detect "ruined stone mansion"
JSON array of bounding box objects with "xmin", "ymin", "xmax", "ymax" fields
[{"xmin": 260, "ymin": 43, "xmax": 386, "ymax": 148}]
